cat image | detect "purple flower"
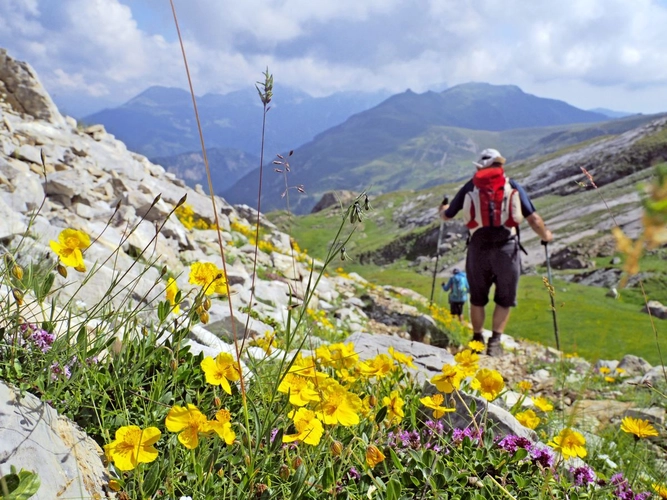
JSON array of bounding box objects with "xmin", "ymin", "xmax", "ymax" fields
[
  {"xmin": 529, "ymin": 444, "xmax": 555, "ymax": 469},
  {"xmin": 50, "ymin": 361, "xmax": 71, "ymax": 380},
  {"xmin": 497, "ymin": 434, "xmax": 532, "ymax": 454},
  {"xmin": 30, "ymin": 328, "xmax": 55, "ymax": 353},
  {"xmin": 270, "ymin": 428, "xmax": 279, "ymax": 443},
  {"xmin": 570, "ymin": 465, "xmax": 596, "ymax": 486},
  {"xmin": 347, "ymin": 467, "xmax": 361, "ymax": 481},
  {"xmin": 451, "ymin": 427, "xmax": 482, "ymax": 445}
]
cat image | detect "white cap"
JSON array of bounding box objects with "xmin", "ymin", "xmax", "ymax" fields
[{"xmin": 473, "ymin": 148, "xmax": 506, "ymax": 169}]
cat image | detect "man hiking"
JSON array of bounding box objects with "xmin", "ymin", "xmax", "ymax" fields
[
  {"xmin": 439, "ymin": 149, "xmax": 553, "ymax": 356},
  {"xmin": 442, "ymin": 268, "xmax": 469, "ymax": 322}
]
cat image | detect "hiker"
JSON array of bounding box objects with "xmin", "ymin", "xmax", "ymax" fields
[
  {"xmin": 442, "ymin": 268, "xmax": 469, "ymax": 322},
  {"xmin": 439, "ymin": 149, "xmax": 553, "ymax": 356}
]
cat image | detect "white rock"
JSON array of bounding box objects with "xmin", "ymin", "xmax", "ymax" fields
[{"xmin": 0, "ymin": 380, "xmax": 110, "ymax": 500}]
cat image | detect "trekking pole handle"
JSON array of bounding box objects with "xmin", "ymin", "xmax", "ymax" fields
[
  {"xmin": 540, "ymin": 240, "xmax": 549, "ymax": 246},
  {"xmin": 441, "ymin": 196, "xmax": 449, "ymax": 206}
]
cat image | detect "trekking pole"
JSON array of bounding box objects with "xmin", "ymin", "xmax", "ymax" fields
[
  {"xmin": 542, "ymin": 241, "xmax": 561, "ymax": 351},
  {"xmin": 429, "ymin": 196, "xmax": 448, "ymax": 306}
]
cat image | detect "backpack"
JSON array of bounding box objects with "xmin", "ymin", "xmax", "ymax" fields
[
  {"xmin": 449, "ymin": 273, "xmax": 468, "ymax": 302},
  {"xmin": 462, "ymin": 166, "xmax": 523, "ymax": 235}
]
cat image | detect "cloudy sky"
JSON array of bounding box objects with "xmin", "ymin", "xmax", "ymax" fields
[{"xmin": 1, "ymin": 0, "xmax": 667, "ymax": 117}]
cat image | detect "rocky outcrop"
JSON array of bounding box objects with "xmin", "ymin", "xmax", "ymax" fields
[
  {"xmin": 311, "ymin": 190, "xmax": 358, "ymax": 213},
  {"xmin": 523, "ymin": 116, "xmax": 667, "ymax": 198},
  {"xmin": 0, "ymin": 49, "xmax": 64, "ymax": 126}
]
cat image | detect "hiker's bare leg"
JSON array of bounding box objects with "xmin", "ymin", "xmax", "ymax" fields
[
  {"xmin": 492, "ymin": 305, "xmax": 511, "ymax": 333},
  {"xmin": 471, "ymin": 305, "xmax": 485, "ymax": 333}
]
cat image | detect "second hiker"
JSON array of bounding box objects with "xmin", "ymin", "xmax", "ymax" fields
[
  {"xmin": 439, "ymin": 149, "xmax": 553, "ymax": 356},
  {"xmin": 442, "ymin": 268, "xmax": 469, "ymax": 322}
]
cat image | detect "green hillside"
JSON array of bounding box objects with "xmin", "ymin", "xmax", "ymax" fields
[{"xmin": 227, "ymin": 83, "xmax": 662, "ymax": 214}]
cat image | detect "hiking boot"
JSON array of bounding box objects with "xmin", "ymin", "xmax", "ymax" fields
[
  {"xmin": 486, "ymin": 332, "xmax": 504, "ymax": 357},
  {"xmin": 472, "ymin": 332, "xmax": 485, "ymax": 344}
]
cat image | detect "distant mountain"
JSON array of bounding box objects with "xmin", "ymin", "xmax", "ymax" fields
[
  {"xmin": 223, "ymin": 83, "xmax": 611, "ymax": 213},
  {"xmin": 588, "ymin": 107, "xmax": 636, "ymax": 119},
  {"xmin": 84, "ymin": 85, "xmax": 390, "ymax": 158},
  {"xmin": 151, "ymin": 148, "xmax": 259, "ymax": 194}
]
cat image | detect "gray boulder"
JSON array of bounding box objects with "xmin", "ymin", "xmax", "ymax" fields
[
  {"xmin": 642, "ymin": 300, "xmax": 667, "ymax": 320},
  {"xmin": 0, "ymin": 381, "xmax": 111, "ymax": 500}
]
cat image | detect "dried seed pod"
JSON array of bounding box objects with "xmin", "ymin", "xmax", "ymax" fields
[
  {"xmin": 330, "ymin": 440, "xmax": 343, "ymax": 456},
  {"xmin": 57, "ymin": 263, "xmax": 68, "ymax": 278},
  {"xmin": 279, "ymin": 464, "xmax": 290, "ymax": 480},
  {"xmin": 12, "ymin": 288, "xmax": 23, "ymax": 306},
  {"xmin": 199, "ymin": 310, "xmax": 210, "ymax": 324}
]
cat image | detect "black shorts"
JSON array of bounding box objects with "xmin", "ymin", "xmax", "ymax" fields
[
  {"xmin": 466, "ymin": 235, "xmax": 520, "ymax": 308},
  {"xmin": 450, "ymin": 301, "xmax": 464, "ymax": 316}
]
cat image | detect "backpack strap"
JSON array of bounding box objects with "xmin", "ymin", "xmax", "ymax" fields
[{"xmin": 515, "ymin": 225, "xmax": 528, "ymax": 255}]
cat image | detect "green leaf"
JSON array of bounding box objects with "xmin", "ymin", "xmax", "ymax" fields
[
  {"xmin": 39, "ymin": 273, "xmax": 55, "ymax": 301},
  {"xmin": 76, "ymin": 326, "xmax": 87, "ymax": 352},
  {"xmin": 321, "ymin": 465, "xmax": 334, "ymax": 490},
  {"xmin": 0, "ymin": 467, "xmax": 41, "ymax": 499},
  {"xmin": 375, "ymin": 405, "xmax": 388, "ymax": 425},
  {"xmin": 386, "ymin": 478, "xmax": 402, "ymax": 500},
  {"xmin": 389, "ymin": 448, "xmax": 405, "ymax": 472}
]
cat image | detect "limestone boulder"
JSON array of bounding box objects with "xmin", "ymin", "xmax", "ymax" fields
[
  {"xmin": 0, "ymin": 49, "xmax": 65, "ymax": 125},
  {"xmin": 0, "ymin": 380, "xmax": 111, "ymax": 500}
]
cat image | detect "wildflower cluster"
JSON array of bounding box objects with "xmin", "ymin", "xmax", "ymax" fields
[{"xmin": 175, "ymin": 203, "xmax": 217, "ymax": 230}]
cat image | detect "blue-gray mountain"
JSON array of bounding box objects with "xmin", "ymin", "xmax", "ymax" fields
[
  {"xmin": 222, "ymin": 83, "xmax": 617, "ymax": 214},
  {"xmin": 151, "ymin": 148, "xmax": 259, "ymax": 194},
  {"xmin": 84, "ymin": 85, "xmax": 390, "ymax": 158}
]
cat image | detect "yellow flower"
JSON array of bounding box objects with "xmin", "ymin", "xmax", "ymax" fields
[
  {"xmin": 201, "ymin": 352, "xmax": 241, "ymax": 394},
  {"xmin": 189, "ymin": 261, "xmax": 227, "ymax": 295},
  {"xmin": 653, "ymin": 483, "xmax": 667, "ymax": 499},
  {"xmin": 366, "ymin": 445, "xmax": 385, "ymax": 468},
  {"xmin": 317, "ymin": 342, "xmax": 359, "ymax": 369},
  {"xmin": 165, "ymin": 277, "xmax": 180, "ymax": 314},
  {"xmin": 454, "ymin": 349, "xmax": 479, "ymax": 376},
  {"xmin": 470, "ymin": 369, "xmax": 505, "ymax": 401},
  {"xmin": 518, "ymin": 380, "xmax": 532, "ymax": 392},
  {"xmin": 605, "ymin": 376, "xmax": 616, "ymax": 383},
  {"xmin": 532, "ymin": 396, "xmax": 554, "ymax": 412},
  {"xmin": 382, "ymin": 390, "xmax": 405, "ymax": 425},
  {"xmin": 336, "ymin": 368, "xmax": 357, "ymax": 385},
  {"xmin": 358, "ymin": 354, "xmax": 394, "ymax": 379},
  {"xmin": 467, "ymin": 340, "xmax": 485, "ymax": 353},
  {"xmin": 620, "ymin": 416, "xmax": 659, "ymax": 439},
  {"xmin": 612, "ymin": 226, "xmax": 643, "ymax": 276},
  {"xmin": 251, "ymin": 331, "xmax": 278, "ymax": 354},
  {"xmin": 283, "ymin": 408, "xmax": 324, "ymax": 446},
  {"xmin": 547, "ymin": 428, "xmax": 586, "ymax": 459},
  {"xmin": 314, "ymin": 379, "xmax": 362, "ymax": 426},
  {"xmin": 206, "ymin": 409, "xmax": 236, "ymax": 445},
  {"xmin": 49, "ymin": 228, "xmax": 90, "ymax": 272},
  {"xmin": 419, "ymin": 393, "xmax": 455, "ymax": 419},
  {"xmin": 289, "ymin": 354, "xmax": 328, "ymax": 380},
  {"xmin": 388, "ymin": 346, "xmax": 416, "ymax": 368},
  {"xmin": 515, "ymin": 409, "xmax": 540, "ymax": 430},
  {"xmin": 103, "ymin": 425, "xmax": 161, "ymax": 471},
  {"xmin": 615, "ymin": 367, "xmax": 626, "ymax": 374},
  {"xmin": 599, "ymin": 366, "xmax": 611, "ymax": 375},
  {"xmin": 165, "ymin": 404, "xmax": 210, "ymax": 449},
  {"xmin": 278, "ymin": 374, "xmax": 321, "ymax": 407},
  {"xmin": 431, "ymin": 364, "xmax": 464, "ymax": 394}
]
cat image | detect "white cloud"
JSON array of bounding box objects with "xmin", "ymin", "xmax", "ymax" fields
[{"xmin": 0, "ymin": 0, "xmax": 666, "ymax": 113}]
